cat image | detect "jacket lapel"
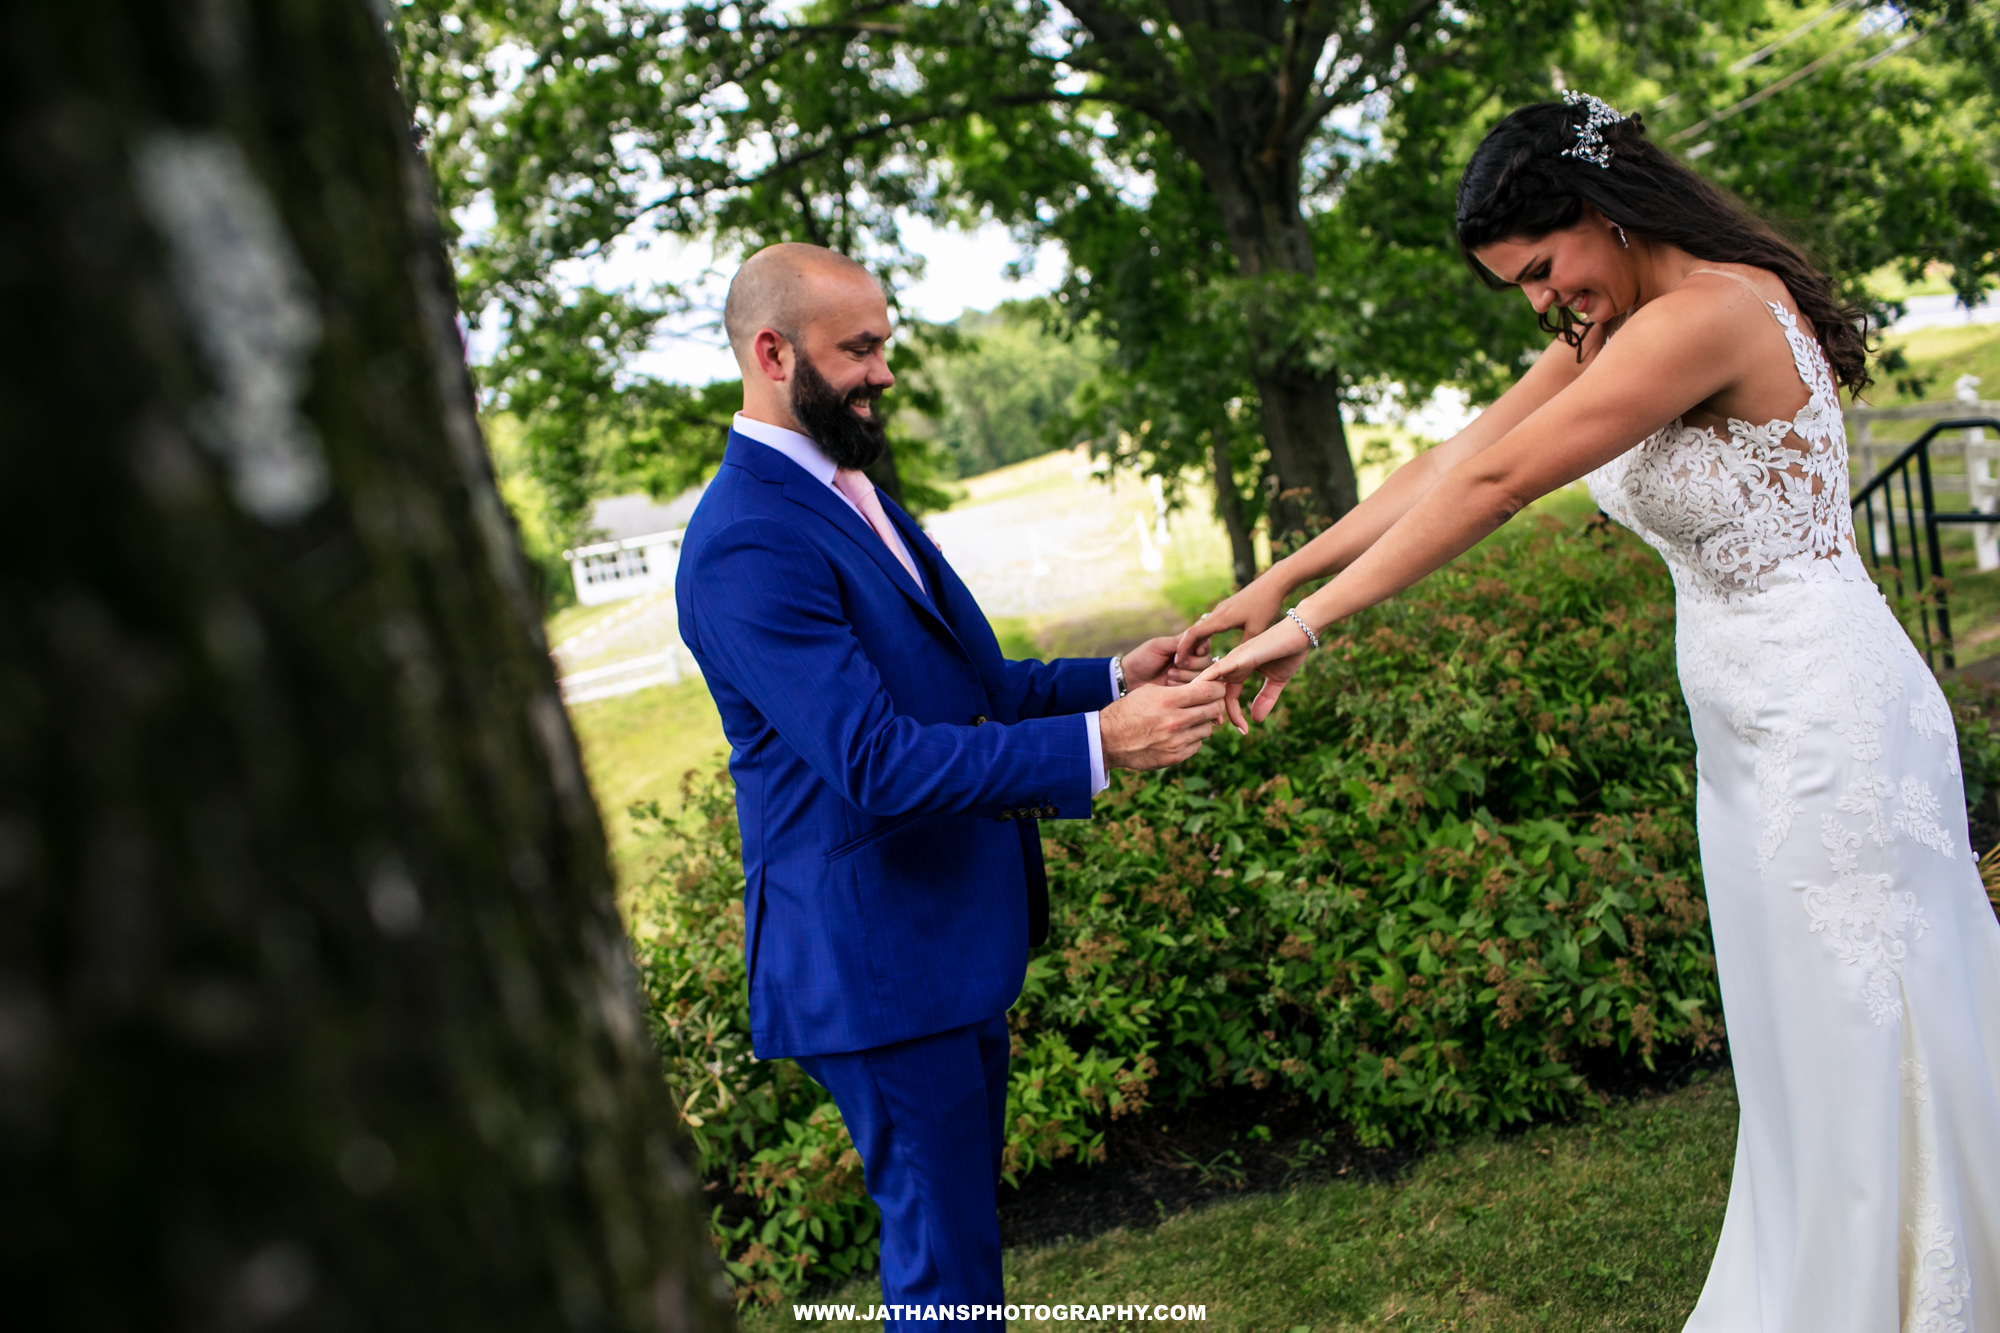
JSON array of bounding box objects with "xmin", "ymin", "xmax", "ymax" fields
[
  {"xmin": 885, "ymin": 500, "xmax": 1012, "ymax": 708},
  {"xmin": 728, "ymin": 433, "xmax": 955, "ymax": 634},
  {"xmin": 782, "ymin": 474, "xmax": 950, "ymax": 622}
]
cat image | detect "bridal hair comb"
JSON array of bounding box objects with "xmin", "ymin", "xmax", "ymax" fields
[{"xmin": 1559, "ymin": 90, "xmax": 1623, "ymax": 169}]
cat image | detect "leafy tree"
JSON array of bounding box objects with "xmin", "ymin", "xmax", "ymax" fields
[
  {"xmin": 1052, "ymin": 0, "xmax": 2000, "ymax": 569},
  {"xmin": 1670, "ymin": 3, "xmax": 2000, "ymax": 317},
  {"xmin": 1046, "ymin": 137, "xmax": 1276, "ymax": 584},
  {"xmin": 391, "ymin": 0, "xmax": 1623, "ymax": 546},
  {"xmin": 926, "ymin": 304, "xmax": 1104, "ymax": 477},
  {"xmin": 391, "ymin": 0, "xmax": 2000, "ymax": 586}
]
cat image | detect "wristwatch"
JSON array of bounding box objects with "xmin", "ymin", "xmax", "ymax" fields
[{"xmin": 1111, "ymin": 654, "xmax": 1128, "ymax": 698}]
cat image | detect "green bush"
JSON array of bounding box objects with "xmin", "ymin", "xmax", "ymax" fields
[
  {"xmin": 628, "ymin": 513, "xmax": 1982, "ymax": 1304},
  {"xmin": 1947, "ymin": 676, "xmax": 2000, "ymax": 831},
  {"xmin": 1019, "ymin": 514, "xmax": 1721, "ymax": 1153}
]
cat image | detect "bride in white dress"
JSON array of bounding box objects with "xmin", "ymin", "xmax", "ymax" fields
[{"xmin": 1184, "ymin": 95, "xmax": 2000, "ymax": 1330}]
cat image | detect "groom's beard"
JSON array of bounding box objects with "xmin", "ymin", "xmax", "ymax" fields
[{"xmin": 790, "ymin": 352, "xmax": 887, "ymax": 471}]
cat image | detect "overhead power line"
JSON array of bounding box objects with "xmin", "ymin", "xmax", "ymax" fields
[
  {"xmin": 1664, "ymin": 23, "xmax": 1896, "ymax": 144},
  {"xmin": 1856, "ymin": 27, "xmax": 1924, "ymax": 70},
  {"xmin": 1728, "ymin": 0, "xmax": 1862, "ymax": 73},
  {"xmin": 1654, "ymin": 2, "xmax": 1884, "ymax": 122}
]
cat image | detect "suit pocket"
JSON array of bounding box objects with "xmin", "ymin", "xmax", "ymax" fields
[{"xmin": 824, "ymin": 812, "xmax": 921, "ymax": 862}]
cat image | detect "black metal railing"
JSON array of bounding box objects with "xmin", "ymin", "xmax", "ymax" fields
[{"xmin": 1850, "ymin": 416, "xmax": 2000, "ymax": 671}]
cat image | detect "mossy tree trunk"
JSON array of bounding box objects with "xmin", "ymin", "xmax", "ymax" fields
[{"xmin": 0, "ymin": 2, "xmax": 729, "ymax": 1328}]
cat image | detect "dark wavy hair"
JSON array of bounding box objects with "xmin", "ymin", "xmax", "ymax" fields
[{"xmin": 1455, "ymin": 99, "xmax": 1870, "ymax": 395}]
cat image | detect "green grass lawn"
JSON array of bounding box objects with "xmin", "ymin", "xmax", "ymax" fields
[
  {"xmin": 742, "ymin": 1074, "xmax": 1737, "ymax": 1333},
  {"xmin": 566, "ymin": 675, "xmax": 729, "ymax": 882},
  {"xmin": 1864, "ymin": 261, "xmax": 1956, "ymax": 304},
  {"xmin": 1873, "ymin": 322, "xmax": 2000, "ymax": 414}
]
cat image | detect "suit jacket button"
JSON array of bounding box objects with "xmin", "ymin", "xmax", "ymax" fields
[
  {"xmin": 999, "ymin": 808, "xmax": 1015, "ymax": 821},
  {"xmin": 971, "ymin": 714, "xmax": 989, "ymax": 726}
]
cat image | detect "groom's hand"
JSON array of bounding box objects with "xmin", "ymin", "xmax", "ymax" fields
[
  {"xmin": 1123, "ymin": 634, "xmax": 1211, "ymax": 688},
  {"xmin": 1101, "ymin": 681, "xmax": 1228, "ymax": 771}
]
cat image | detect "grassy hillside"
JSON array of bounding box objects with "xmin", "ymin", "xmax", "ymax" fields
[
  {"xmin": 568, "ymin": 677, "xmax": 729, "ymax": 883},
  {"xmin": 1873, "ymin": 322, "xmax": 2000, "ymax": 409}
]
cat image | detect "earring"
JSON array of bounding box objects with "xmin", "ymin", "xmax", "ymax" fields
[{"xmin": 1613, "ymin": 223, "xmax": 1629, "ymax": 249}]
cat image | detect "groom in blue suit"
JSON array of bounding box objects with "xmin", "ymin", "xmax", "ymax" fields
[{"xmin": 676, "ymin": 244, "xmax": 1225, "ymax": 1327}]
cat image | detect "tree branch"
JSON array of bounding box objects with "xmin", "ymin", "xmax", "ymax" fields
[
  {"xmin": 1294, "ymin": 0, "xmax": 1440, "ymax": 141},
  {"xmin": 643, "ymin": 90, "xmax": 1097, "ymax": 215},
  {"xmin": 1262, "ymin": 0, "xmax": 1322, "ymax": 169},
  {"xmin": 1058, "ymin": 0, "xmax": 1186, "ymax": 123}
]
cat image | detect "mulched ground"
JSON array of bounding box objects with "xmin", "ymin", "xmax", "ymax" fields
[
  {"xmin": 995, "ymin": 1043, "xmax": 1728, "ymax": 1251},
  {"xmin": 700, "ymin": 1041, "xmax": 1731, "ymax": 1290},
  {"xmin": 996, "ymin": 1084, "xmax": 1410, "ymax": 1250}
]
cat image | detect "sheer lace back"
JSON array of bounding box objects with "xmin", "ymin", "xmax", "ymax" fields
[{"xmin": 1586, "ymin": 271, "xmax": 1865, "ymax": 604}]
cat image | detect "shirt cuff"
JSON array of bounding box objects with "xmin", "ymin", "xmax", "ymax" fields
[
  {"xmin": 1084, "ymin": 711, "xmax": 1109, "ymax": 796},
  {"xmin": 1107, "ymin": 655, "xmax": 1122, "ymax": 703}
]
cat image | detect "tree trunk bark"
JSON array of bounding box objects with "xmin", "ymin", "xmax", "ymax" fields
[
  {"xmin": 1169, "ymin": 107, "xmax": 1360, "ymax": 549},
  {"xmin": 1216, "ymin": 194, "xmax": 1359, "ymax": 551},
  {"xmin": 0, "ymin": 3, "xmax": 729, "ymax": 1328},
  {"xmin": 1210, "ymin": 436, "xmax": 1259, "ymax": 588},
  {"xmin": 1256, "ymin": 362, "xmax": 1358, "ymax": 553}
]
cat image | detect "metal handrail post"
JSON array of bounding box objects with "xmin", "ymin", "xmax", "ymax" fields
[
  {"xmin": 1849, "ymin": 417, "xmax": 2000, "ymax": 671},
  {"xmin": 1902, "ymin": 463, "xmax": 1934, "ymax": 662},
  {"xmin": 1917, "ymin": 439, "xmax": 1954, "ymax": 669}
]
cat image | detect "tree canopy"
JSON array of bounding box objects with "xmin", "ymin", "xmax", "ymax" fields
[
  {"xmin": 924, "ymin": 305, "xmax": 1103, "ymax": 478},
  {"xmin": 390, "ymin": 0, "xmax": 2000, "ymax": 587}
]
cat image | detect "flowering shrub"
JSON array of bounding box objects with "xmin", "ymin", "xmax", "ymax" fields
[{"xmin": 625, "ymin": 513, "xmax": 1990, "ymax": 1302}]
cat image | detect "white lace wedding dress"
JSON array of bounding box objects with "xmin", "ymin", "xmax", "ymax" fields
[{"xmin": 1586, "ymin": 273, "xmax": 2000, "ymax": 1331}]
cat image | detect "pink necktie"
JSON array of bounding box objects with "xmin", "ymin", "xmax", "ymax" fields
[{"xmin": 833, "ymin": 468, "xmax": 925, "ymax": 591}]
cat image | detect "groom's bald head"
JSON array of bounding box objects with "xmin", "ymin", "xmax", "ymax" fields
[
  {"xmin": 727, "ymin": 242, "xmax": 896, "ymax": 466},
  {"xmin": 723, "ymin": 243, "xmax": 883, "ymax": 363}
]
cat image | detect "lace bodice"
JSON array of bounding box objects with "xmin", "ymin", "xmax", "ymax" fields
[{"xmin": 1585, "ymin": 292, "xmax": 1867, "ymax": 604}]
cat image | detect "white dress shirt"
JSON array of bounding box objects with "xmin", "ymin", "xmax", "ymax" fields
[{"xmin": 732, "ymin": 412, "xmax": 1111, "ymax": 797}]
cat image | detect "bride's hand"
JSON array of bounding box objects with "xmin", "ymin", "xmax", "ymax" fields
[
  {"xmin": 1194, "ymin": 619, "xmax": 1314, "ymax": 733},
  {"xmin": 1174, "ymin": 575, "xmax": 1289, "ymax": 671}
]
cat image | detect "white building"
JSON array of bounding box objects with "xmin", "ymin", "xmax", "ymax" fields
[{"xmin": 562, "ymin": 486, "xmax": 707, "ymax": 607}]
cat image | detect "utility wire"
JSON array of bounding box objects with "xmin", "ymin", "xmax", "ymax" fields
[
  {"xmin": 1654, "ymin": 0, "xmax": 1867, "ymax": 113},
  {"xmin": 1855, "ymin": 27, "xmax": 1924, "ymax": 70},
  {"xmin": 1672, "ymin": 29, "xmax": 1877, "ymax": 142},
  {"xmin": 1728, "ymin": 0, "xmax": 1862, "ymax": 73}
]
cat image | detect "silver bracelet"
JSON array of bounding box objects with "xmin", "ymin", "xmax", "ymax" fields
[
  {"xmin": 1111, "ymin": 654, "xmax": 1127, "ymax": 697},
  {"xmin": 1285, "ymin": 607, "xmax": 1321, "ymax": 651}
]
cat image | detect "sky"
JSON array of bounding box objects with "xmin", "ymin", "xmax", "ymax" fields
[
  {"xmin": 611, "ymin": 220, "xmax": 1479, "ymax": 437},
  {"xmin": 556, "ymin": 216, "xmax": 1068, "ymax": 386},
  {"xmin": 475, "ymin": 204, "xmax": 1994, "ymax": 437}
]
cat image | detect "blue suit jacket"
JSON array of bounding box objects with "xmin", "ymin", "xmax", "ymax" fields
[{"xmin": 676, "ymin": 433, "xmax": 1115, "ymax": 1058}]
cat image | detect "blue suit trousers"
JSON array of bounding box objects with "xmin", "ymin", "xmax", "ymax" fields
[{"xmin": 798, "ymin": 1015, "xmax": 1010, "ymax": 1330}]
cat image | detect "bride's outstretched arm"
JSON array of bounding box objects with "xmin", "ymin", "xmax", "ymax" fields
[
  {"xmin": 1173, "ymin": 329, "xmax": 1603, "ymax": 671},
  {"xmin": 1197, "ymin": 284, "xmax": 1746, "ymax": 730}
]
